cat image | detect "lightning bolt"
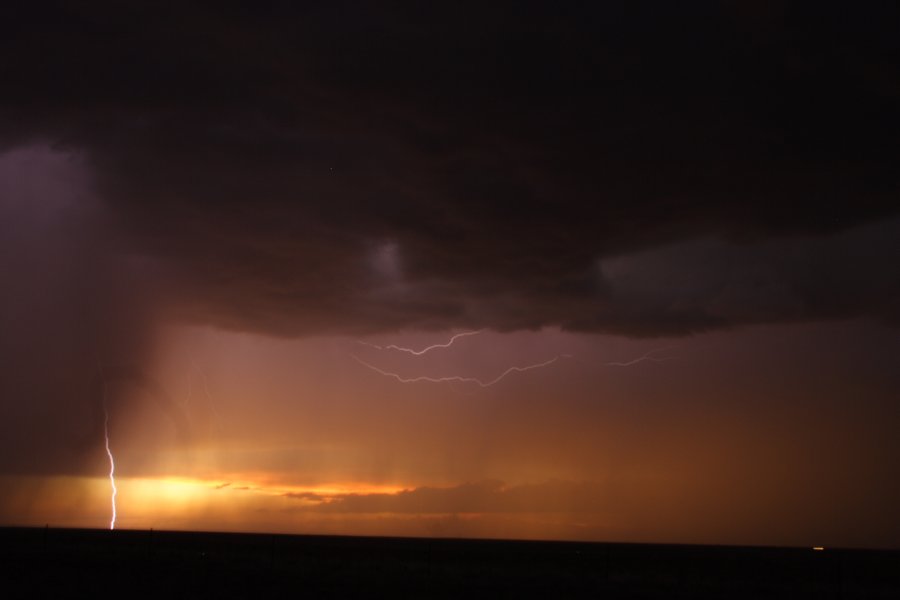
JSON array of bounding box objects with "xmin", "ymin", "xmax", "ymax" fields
[
  {"xmin": 102, "ymin": 388, "xmax": 117, "ymax": 531},
  {"xmin": 604, "ymin": 347, "xmax": 674, "ymax": 367},
  {"xmin": 357, "ymin": 330, "xmax": 483, "ymax": 355},
  {"xmin": 352, "ymin": 330, "xmax": 674, "ymax": 389},
  {"xmin": 184, "ymin": 360, "xmax": 222, "ymax": 433},
  {"xmin": 92, "ymin": 364, "xmax": 190, "ymax": 530},
  {"xmin": 197, "ymin": 363, "xmax": 222, "ymax": 426},
  {"xmin": 352, "ymin": 354, "xmax": 565, "ymax": 387}
]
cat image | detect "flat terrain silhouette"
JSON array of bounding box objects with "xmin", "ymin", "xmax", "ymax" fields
[{"xmin": 1, "ymin": 527, "xmax": 898, "ymax": 598}]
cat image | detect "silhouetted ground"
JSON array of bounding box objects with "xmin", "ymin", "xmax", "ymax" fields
[{"xmin": 1, "ymin": 527, "xmax": 898, "ymax": 598}]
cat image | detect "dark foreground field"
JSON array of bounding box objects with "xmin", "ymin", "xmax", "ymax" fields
[{"xmin": 1, "ymin": 527, "xmax": 898, "ymax": 599}]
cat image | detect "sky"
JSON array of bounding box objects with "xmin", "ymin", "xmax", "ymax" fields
[{"xmin": 1, "ymin": 2, "xmax": 899, "ymax": 548}]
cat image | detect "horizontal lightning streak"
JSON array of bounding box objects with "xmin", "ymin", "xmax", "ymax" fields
[
  {"xmin": 352, "ymin": 354, "xmax": 563, "ymax": 387},
  {"xmin": 357, "ymin": 330, "xmax": 483, "ymax": 355},
  {"xmin": 605, "ymin": 348, "xmax": 674, "ymax": 367}
]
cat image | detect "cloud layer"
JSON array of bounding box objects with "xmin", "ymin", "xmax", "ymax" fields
[{"xmin": 2, "ymin": 2, "xmax": 899, "ymax": 337}]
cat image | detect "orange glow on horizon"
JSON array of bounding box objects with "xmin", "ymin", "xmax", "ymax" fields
[
  {"xmin": 0, "ymin": 474, "xmax": 412, "ymax": 532},
  {"xmin": 116, "ymin": 475, "xmax": 412, "ymax": 508}
]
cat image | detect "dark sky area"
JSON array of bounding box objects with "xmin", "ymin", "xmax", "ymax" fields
[{"xmin": 0, "ymin": 2, "xmax": 898, "ymax": 547}]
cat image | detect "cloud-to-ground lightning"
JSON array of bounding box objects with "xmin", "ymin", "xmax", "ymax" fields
[
  {"xmin": 352, "ymin": 354, "xmax": 565, "ymax": 387},
  {"xmin": 357, "ymin": 330, "xmax": 484, "ymax": 355},
  {"xmin": 101, "ymin": 385, "xmax": 117, "ymax": 530},
  {"xmin": 91, "ymin": 364, "xmax": 191, "ymax": 530},
  {"xmin": 604, "ymin": 347, "xmax": 674, "ymax": 367}
]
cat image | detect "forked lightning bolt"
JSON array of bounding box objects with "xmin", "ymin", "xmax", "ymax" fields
[
  {"xmin": 352, "ymin": 329, "xmax": 673, "ymax": 389},
  {"xmin": 357, "ymin": 330, "xmax": 483, "ymax": 355},
  {"xmin": 352, "ymin": 354, "xmax": 565, "ymax": 387}
]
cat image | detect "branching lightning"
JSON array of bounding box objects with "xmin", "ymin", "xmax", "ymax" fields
[
  {"xmin": 101, "ymin": 388, "xmax": 117, "ymax": 530},
  {"xmin": 352, "ymin": 330, "xmax": 674, "ymax": 390},
  {"xmin": 357, "ymin": 330, "xmax": 483, "ymax": 355},
  {"xmin": 352, "ymin": 354, "xmax": 565, "ymax": 387},
  {"xmin": 604, "ymin": 347, "xmax": 674, "ymax": 367}
]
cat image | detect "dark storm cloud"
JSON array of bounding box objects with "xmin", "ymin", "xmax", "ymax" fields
[
  {"xmin": 590, "ymin": 217, "xmax": 900, "ymax": 336},
  {"xmin": 2, "ymin": 1, "xmax": 899, "ymax": 337}
]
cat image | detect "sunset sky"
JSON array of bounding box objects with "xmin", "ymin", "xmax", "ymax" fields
[{"xmin": 1, "ymin": 2, "xmax": 899, "ymax": 548}]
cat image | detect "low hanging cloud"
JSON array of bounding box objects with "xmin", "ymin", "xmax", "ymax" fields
[
  {"xmin": 285, "ymin": 480, "xmax": 610, "ymax": 515},
  {"xmin": 589, "ymin": 218, "xmax": 900, "ymax": 336}
]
